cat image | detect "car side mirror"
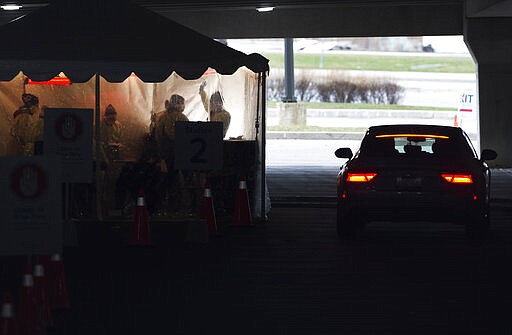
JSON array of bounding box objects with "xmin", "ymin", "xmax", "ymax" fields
[
  {"xmin": 481, "ymin": 149, "xmax": 497, "ymax": 161},
  {"xmin": 335, "ymin": 147, "xmax": 353, "ymax": 159}
]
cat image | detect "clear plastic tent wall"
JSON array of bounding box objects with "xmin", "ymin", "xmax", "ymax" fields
[{"xmin": 0, "ymin": 67, "xmax": 261, "ymax": 159}]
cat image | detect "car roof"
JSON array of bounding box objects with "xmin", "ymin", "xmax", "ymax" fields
[{"xmin": 367, "ymin": 124, "xmax": 463, "ymax": 137}]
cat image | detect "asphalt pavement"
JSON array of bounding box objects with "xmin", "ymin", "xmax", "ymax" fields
[
  {"xmin": 1, "ymin": 161, "xmax": 512, "ymax": 335},
  {"xmin": 22, "ymin": 167, "xmax": 512, "ymax": 334}
]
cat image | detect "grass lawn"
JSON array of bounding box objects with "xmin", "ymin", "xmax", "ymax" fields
[
  {"xmin": 262, "ymin": 52, "xmax": 475, "ymax": 73},
  {"xmin": 262, "ymin": 51, "xmax": 464, "ymax": 132}
]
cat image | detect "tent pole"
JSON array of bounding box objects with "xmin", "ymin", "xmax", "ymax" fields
[
  {"xmin": 260, "ymin": 72, "xmax": 267, "ymax": 221},
  {"xmin": 95, "ymin": 74, "xmax": 103, "ymax": 221}
]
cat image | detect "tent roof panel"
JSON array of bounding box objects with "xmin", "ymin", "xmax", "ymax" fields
[{"xmin": 0, "ymin": 0, "xmax": 269, "ymax": 82}]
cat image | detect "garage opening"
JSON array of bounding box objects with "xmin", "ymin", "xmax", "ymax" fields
[{"xmin": 227, "ymin": 36, "xmax": 477, "ymax": 201}]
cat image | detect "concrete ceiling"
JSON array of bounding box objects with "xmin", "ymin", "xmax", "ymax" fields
[{"xmin": 0, "ymin": 0, "xmax": 466, "ymax": 38}]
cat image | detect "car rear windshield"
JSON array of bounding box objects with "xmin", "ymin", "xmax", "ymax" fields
[{"xmin": 360, "ymin": 134, "xmax": 473, "ymax": 159}]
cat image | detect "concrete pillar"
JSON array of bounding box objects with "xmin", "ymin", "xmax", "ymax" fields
[
  {"xmin": 277, "ymin": 102, "xmax": 307, "ymax": 126},
  {"xmin": 465, "ymin": 16, "xmax": 512, "ymax": 167}
]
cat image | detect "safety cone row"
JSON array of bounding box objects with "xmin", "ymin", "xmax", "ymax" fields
[
  {"xmin": 130, "ymin": 188, "xmax": 152, "ymax": 246},
  {"xmin": 2, "ymin": 254, "xmax": 69, "ymax": 335},
  {"xmin": 200, "ymin": 180, "xmax": 218, "ymax": 236},
  {"xmin": 232, "ymin": 173, "xmax": 253, "ymax": 226},
  {"xmin": 1, "ymin": 293, "xmax": 18, "ymax": 335}
]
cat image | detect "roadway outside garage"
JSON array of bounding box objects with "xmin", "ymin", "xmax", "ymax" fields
[{"xmin": 265, "ymin": 137, "xmax": 512, "ymax": 204}]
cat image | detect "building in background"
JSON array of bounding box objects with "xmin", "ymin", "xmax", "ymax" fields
[{"xmin": 227, "ymin": 36, "xmax": 469, "ymax": 54}]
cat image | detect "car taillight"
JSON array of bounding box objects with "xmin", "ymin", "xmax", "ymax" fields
[
  {"xmin": 346, "ymin": 173, "xmax": 377, "ymax": 183},
  {"xmin": 441, "ymin": 174, "xmax": 473, "ymax": 184}
]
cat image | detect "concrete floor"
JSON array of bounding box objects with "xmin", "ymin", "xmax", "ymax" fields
[{"xmin": 2, "ymin": 143, "xmax": 512, "ymax": 335}]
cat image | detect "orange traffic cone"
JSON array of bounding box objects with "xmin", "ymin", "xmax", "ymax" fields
[
  {"xmin": 33, "ymin": 257, "xmax": 53, "ymax": 328},
  {"xmin": 232, "ymin": 173, "xmax": 253, "ymax": 226},
  {"xmin": 130, "ymin": 188, "xmax": 152, "ymax": 246},
  {"xmin": 18, "ymin": 264, "xmax": 41, "ymax": 335},
  {"xmin": 49, "ymin": 254, "xmax": 70, "ymax": 310},
  {"xmin": 1, "ymin": 293, "xmax": 18, "ymax": 335},
  {"xmin": 200, "ymin": 180, "xmax": 217, "ymax": 235}
]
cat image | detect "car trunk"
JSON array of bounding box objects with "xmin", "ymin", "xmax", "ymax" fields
[{"xmin": 350, "ymin": 156, "xmax": 473, "ymax": 193}]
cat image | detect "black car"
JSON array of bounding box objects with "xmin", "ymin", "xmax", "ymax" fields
[{"xmin": 335, "ymin": 124, "xmax": 497, "ymax": 241}]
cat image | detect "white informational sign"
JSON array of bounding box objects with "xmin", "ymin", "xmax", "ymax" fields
[
  {"xmin": 455, "ymin": 90, "xmax": 479, "ymax": 137},
  {"xmin": 0, "ymin": 156, "xmax": 62, "ymax": 255},
  {"xmin": 174, "ymin": 121, "xmax": 223, "ymax": 170},
  {"xmin": 458, "ymin": 91, "xmax": 476, "ymax": 113},
  {"xmin": 44, "ymin": 108, "xmax": 93, "ymax": 183}
]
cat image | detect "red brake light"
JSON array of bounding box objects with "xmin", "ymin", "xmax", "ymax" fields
[
  {"xmin": 441, "ymin": 174, "xmax": 473, "ymax": 184},
  {"xmin": 346, "ymin": 173, "xmax": 377, "ymax": 182},
  {"xmin": 375, "ymin": 134, "xmax": 449, "ymax": 139}
]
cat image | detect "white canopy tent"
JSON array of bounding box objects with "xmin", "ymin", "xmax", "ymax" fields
[{"xmin": 0, "ymin": 0, "xmax": 269, "ymax": 220}]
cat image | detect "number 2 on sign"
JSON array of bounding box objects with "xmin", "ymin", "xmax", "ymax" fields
[{"xmin": 190, "ymin": 138, "xmax": 207, "ymax": 163}]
